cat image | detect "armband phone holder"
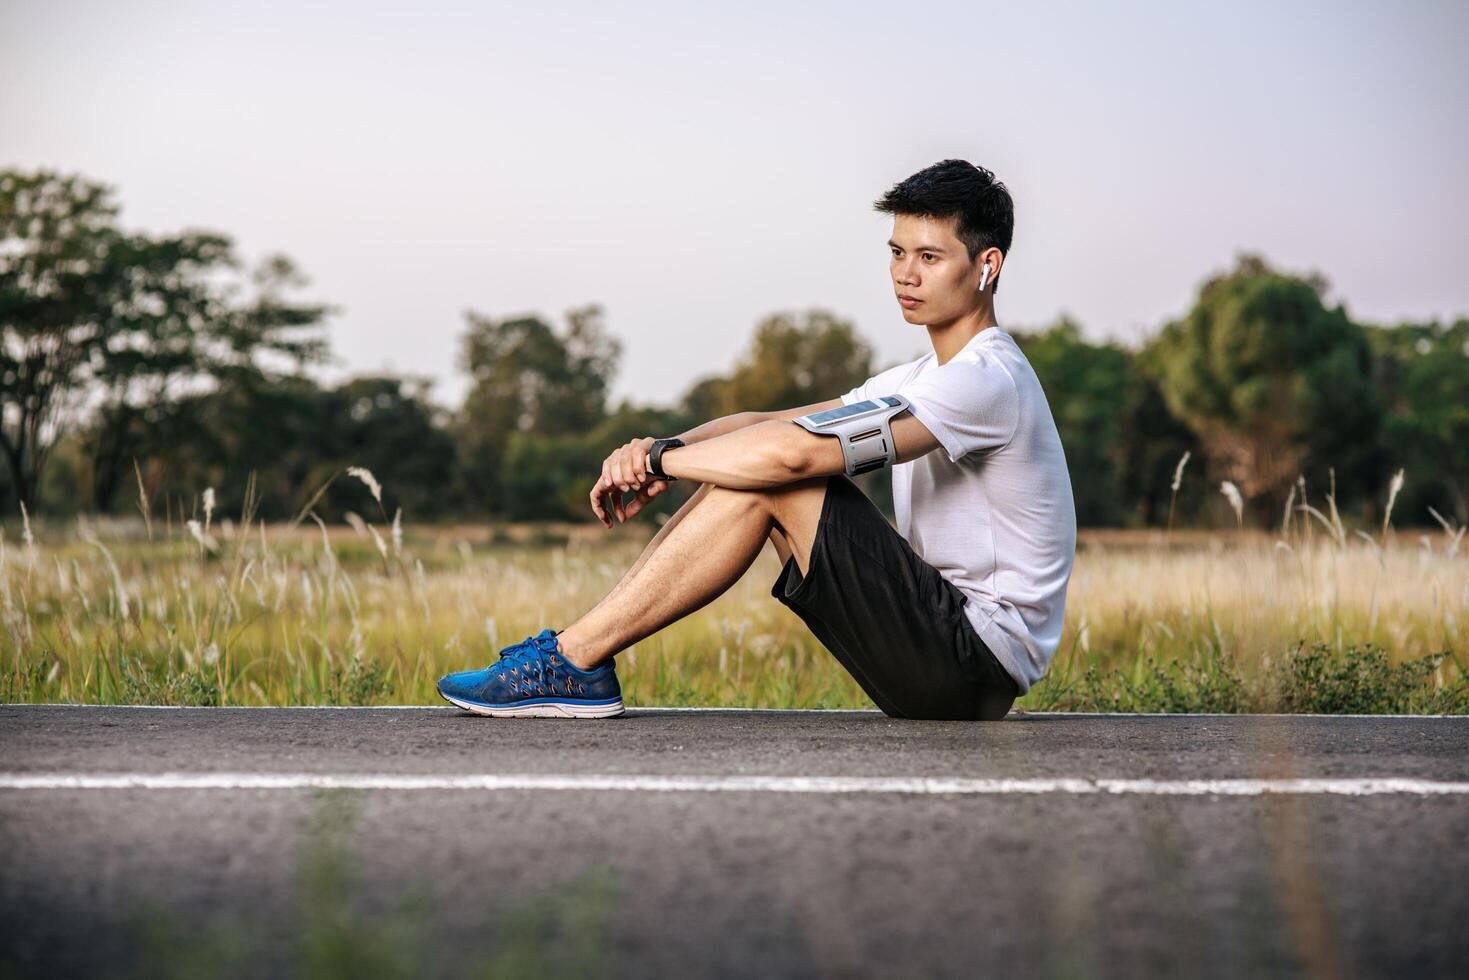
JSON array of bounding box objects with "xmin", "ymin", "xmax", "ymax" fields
[{"xmin": 791, "ymin": 395, "xmax": 911, "ymax": 476}]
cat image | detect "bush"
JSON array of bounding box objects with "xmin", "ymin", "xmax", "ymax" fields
[
  {"xmin": 117, "ymin": 655, "xmax": 221, "ymax": 706},
  {"xmin": 1035, "ymin": 647, "xmax": 1246, "ymax": 713},
  {"xmin": 1276, "ymin": 642, "xmax": 1469, "ymax": 714},
  {"xmin": 325, "ymin": 656, "xmax": 395, "ymax": 706}
]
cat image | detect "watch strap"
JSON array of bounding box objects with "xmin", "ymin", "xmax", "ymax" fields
[{"xmin": 649, "ymin": 438, "xmax": 684, "ymax": 481}]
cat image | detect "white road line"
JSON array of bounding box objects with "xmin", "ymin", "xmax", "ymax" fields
[{"xmin": 1, "ymin": 773, "xmax": 1466, "ymax": 796}]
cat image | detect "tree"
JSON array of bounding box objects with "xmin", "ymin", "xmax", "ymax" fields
[
  {"xmin": 1151, "ymin": 252, "xmax": 1381, "ymax": 517},
  {"xmin": 454, "ymin": 304, "xmax": 622, "ymax": 515},
  {"xmin": 1117, "ymin": 342, "xmax": 1202, "ymax": 526},
  {"xmin": 1012, "ymin": 315, "xmax": 1132, "ymax": 526},
  {"xmin": 679, "ymin": 309, "xmax": 873, "ymax": 418},
  {"xmin": 501, "ymin": 400, "xmax": 694, "ymax": 521},
  {"xmin": 1367, "ymin": 317, "xmax": 1469, "ymax": 525},
  {"xmin": 86, "ymin": 252, "xmax": 333, "ymax": 512},
  {"xmin": 0, "ymin": 168, "xmax": 332, "ymax": 512}
]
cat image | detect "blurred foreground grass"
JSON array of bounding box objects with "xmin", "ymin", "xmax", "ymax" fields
[
  {"xmin": 1, "ymin": 502, "xmax": 1465, "ymax": 713},
  {"xmin": 126, "ymin": 788, "xmax": 620, "ymax": 979}
]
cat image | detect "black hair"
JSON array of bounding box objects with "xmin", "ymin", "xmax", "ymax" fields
[{"xmin": 872, "ymin": 159, "xmax": 1014, "ymax": 294}]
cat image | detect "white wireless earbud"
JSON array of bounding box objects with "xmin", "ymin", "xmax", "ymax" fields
[{"xmin": 978, "ymin": 264, "xmax": 991, "ymax": 292}]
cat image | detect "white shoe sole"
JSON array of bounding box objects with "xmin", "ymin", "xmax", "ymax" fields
[{"xmin": 440, "ymin": 691, "xmax": 626, "ymax": 719}]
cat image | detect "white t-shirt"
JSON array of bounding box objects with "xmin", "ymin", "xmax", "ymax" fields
[{"xmin": 840, "ymin": 326, "xmax": 1076, "ymax": 693}]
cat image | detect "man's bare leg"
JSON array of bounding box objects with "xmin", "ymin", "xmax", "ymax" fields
[
  {"xmin": 585, "ymin": 481, "xmax": 715, "ymax": 618},
  {"xmin": 556, "ymin": 478, "xmax": 826, "ymax": 669},
  {"xmin": 581, "ymin": 481, "xmax": 796, "ymax": 626}
]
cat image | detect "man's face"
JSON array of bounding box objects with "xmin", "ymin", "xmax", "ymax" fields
[{"xmin": 887, "ymin": 213, "xmax": 987, "ymax": 325}]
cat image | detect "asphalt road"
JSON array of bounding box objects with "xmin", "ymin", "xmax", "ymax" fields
[{"xmin": 2, "ymin": 705, "xmax": 1468, "ymax": 979}]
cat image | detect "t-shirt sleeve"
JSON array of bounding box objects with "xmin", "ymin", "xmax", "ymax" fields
[
  {"xmin": 840, "ymin": 359, "xmax": 919, "ymax": 406},
  {"xmin": 895, "ymin": 355, "xmax": 1020, "ymax": 462},
  {"xmin": 839, "ymin": 379, "xmax": 870, "ymax": 405}
]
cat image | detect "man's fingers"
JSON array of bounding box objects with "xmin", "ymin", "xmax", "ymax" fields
[
  {"xmin": 590, "ymin": 486, "xmax": 611, "ymax": 527},
  {"xmin": 625, "ymin": 484, "xmax": 655, "ymax": 519}
]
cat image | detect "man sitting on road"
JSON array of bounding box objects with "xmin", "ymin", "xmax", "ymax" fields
[{"xmin": 437, "ymin": 159, "xmax": 1077, "ymax": 720}]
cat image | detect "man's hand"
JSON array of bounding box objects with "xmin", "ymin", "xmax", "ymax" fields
[{"xmin": 590, "ymin": 437, "xmax": 672, "ymax": 528}]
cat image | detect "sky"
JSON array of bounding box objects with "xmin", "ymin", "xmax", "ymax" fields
[{"xmin": 4, "ymin": 0, "xmax": 1466, "ymax": 411}]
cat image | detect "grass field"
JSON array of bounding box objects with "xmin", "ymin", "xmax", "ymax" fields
[{"xmin": 1, "ymin": 485, "xmax": 1466, "ymax": 713}]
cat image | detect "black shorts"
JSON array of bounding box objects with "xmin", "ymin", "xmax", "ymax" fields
[{"xmin": 771, "ymin": 474, "xmax": 1020, "ymax": 720}]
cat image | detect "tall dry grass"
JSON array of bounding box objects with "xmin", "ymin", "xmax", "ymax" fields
[{"xmin": 0, "ymin": 468, "xmax": 1465, "ymax": 710}]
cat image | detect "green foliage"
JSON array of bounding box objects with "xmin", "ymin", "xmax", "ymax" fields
[
  {"xmin": 1027, "ymin": 643, "xmax": 1469, "ymax": 715},
  {"xmin": 1277, "ymin": 642, "xmax": 1469, "ymax": 714},
  {"xmin": 324, "ymin": 655, "xmax": 395, "ymax": 706},
  {"xmin": 295, "ymin": 791, "xmax": 431, "ymax": 979},
  {"xmin": 116, "ymin": 654, "xmax": 222, "ymax": 706},
  {"xmin": 7, "ymin": 166, "xmax": 1469, "ymax": 531},
  {"xmin": 1015, "ymin": 316, "xmax": 1134, "ymax": 525},
  {"xmin": 116, "ymin": 372, "xmax": 462, "ymax": 523},
  {"xmin": 1151, "ymin": 252, "xmax": 1382, "ymax": 515},
  {"xmin": 679, "ymin": 309, "xmax": 872, "ymax": 417},
  {"xmin": 0, "ymin": 656, "xmax": 53, "ymax": 703},
  {"xmin": 455, "ymin": 304, "xmax": 622, "ymax": 515},
  {"xmin": 1034, "ymin": 647, "xmax": 1247, "ymax": 713},
  {"xmin": 0, "ymin": 167, "xmax": 332, "ymax": 514},
  {"xmin": 1366, "ymin": 317, "xmax": 1469, "ymax": 525},
  {"xmin": 499, "ymin": 402, "xmax": 694, "ymax": 521},
  {"xmin": 128, "ymin": 789, "xmax": 622, "ymax": 978}
]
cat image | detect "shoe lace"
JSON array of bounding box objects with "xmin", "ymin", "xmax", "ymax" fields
[{"xmin": 494, "ymin": 633, "xmax": 566, "ymax": 691}]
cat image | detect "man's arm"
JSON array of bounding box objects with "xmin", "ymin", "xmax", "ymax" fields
[
  {"xmin": 658, "ymin": 401, "xmax": 944, "ymax": 488},
  {"xmin": 667, "ymin": 396, "xmax": 846, "ymax": 446}
]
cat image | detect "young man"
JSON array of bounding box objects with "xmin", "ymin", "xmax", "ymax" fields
[{"xmin": 437, "ymin": 159, "xmax": 1077, "ymax": 721}]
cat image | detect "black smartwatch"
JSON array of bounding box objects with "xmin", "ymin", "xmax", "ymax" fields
[{"xmin": 648, "ymin": 438, "xmax": 684, "ymax": 481}]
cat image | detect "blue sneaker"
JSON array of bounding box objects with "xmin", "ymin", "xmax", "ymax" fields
[{"xmin": 436, "ymin": 628, "xmax": 625, "ymax": 718}]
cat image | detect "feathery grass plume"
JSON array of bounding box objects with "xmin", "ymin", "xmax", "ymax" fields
[
  {"xmin": 346, "ymin": 466, "xmax": 387, "ymax": 519},
  {"xmin": 1381, "ymin": 469, "xmax": 1405, "ymax": 546},
  {"xmin": 1296, "ymin": 502, "xmax": 1346, "ymax": 549},
  {"xmin": 18, "ymin": 501, "xmax": 37, "ymax": 573},
  {"xmin": 1326, "ymin": 467, "xmax": 1346, "ymax": 546},
  {"xmin": 288, "ymin": 473, "xmax": 338, "ymax": 530},
  {"xmin": 1296, "ymin": 475, "xmax": 1311, "ymax": 546},
  {"xmin": 1166, "ymin": 451, "xmax": 1190, "ymax": 534},
  {"xmin": 367, "ymin": 524, "xmax": 388, "ymax": 563},
  {"xmin": 202, "ymin": 487, "xmax": 216, "ymax": 534},
  {"xmin": 391, "ymin": 508, "xmax": 402, "ymax": 558},
  {"xmin": 1219, "ymin": 481, "xmax": 1244, "ymax": 529},
  {"xmin": 1280, "ymin": 481, "xmax": 1297, "ymax": 538},
  {"xmin": 133, "ymin": 458, "xmax": 153, "ymax": 540},
  {"xmin": 342, "ymin": 511, "xmax": 369, "ymax": 538},
  {"xmin": 1426, "ymin": 506, "xmax": 1465, "ymax": 558},
  {"xmin": 77, "ymin": 524, "xmax": 129, "ymax": 620},
  {"xmin": 185, "ymin": 519, "xmax": 218, "ymax": 555},
  {"xmin": 307, "ymin": 512, "xmax": 338, "ymax": 576}
]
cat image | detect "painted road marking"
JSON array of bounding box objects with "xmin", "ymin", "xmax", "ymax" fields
[{"xmin": 1, "ymin": 773, "xmax": 1467, "ymax": 795}]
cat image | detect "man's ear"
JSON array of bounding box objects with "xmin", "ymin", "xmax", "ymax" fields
[{"xmin": 982, "ymin": 248, "xmax": 1004, "ymax": 290}]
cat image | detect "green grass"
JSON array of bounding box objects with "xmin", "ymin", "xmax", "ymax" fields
[
  {"xmin": 1, "ymin": 495, "xmax": 1465, "ymax": 713},
  {"xmin": 124, "ymin": 789, "xmax": 621, "ymax": 979}
]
